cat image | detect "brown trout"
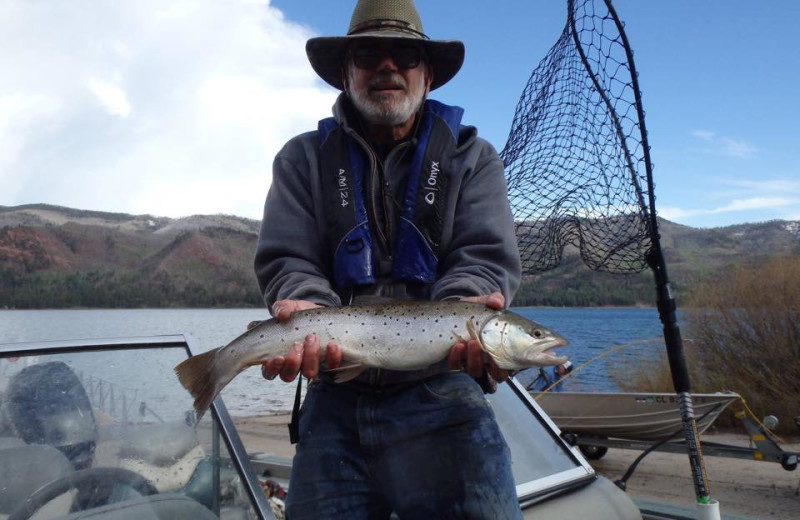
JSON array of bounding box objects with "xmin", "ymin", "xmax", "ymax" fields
[{"xmin": 175, "ymin": 301, "xmax": 568, "ymax": 416}]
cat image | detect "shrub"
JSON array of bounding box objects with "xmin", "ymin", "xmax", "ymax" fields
[
  {"xmin": 683, "ymin": 255, "xmax": 800, "ymax": 433},
  {"xmin": 613, "ymin": 254, "xmax": 800, "ymax": 433}
]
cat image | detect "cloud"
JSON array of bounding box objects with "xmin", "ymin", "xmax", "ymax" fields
[
  {"xmin": 0, "ymin": 0, "xmax": 338, "ymax": 218},
  {"xmin": 710, "ymin": 197, "xmax": 796, "ymax": 213},
  {"xmin": 86, "ymin": 79, "xmax": 132, "ymax": 118},
  {"xmin": 658, "ymin": 196, "xmax": 799, "ymax": 224},
  {"xmin": 691, "ymin": 129, "xmax": 757, "ymax": 158},
  {"xmin": 724, "ymin": 179, "xmax": 800, "ymax": 193}
]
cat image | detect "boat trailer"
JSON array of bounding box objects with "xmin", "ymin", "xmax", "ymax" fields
[{"xmin": 561, "ymin": 411, "xmax": 799, "ymax": 475}]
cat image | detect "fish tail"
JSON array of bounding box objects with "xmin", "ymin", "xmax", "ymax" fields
[{"xmin": 175, "ymin": 347, "xmax": 231, "ymax": 418}]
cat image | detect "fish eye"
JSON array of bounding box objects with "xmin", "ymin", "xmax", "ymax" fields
[{"xmin": 532, "ymin": 329, "xmax": 543, "ymax": 338}]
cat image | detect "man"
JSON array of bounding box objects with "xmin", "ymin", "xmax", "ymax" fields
[
  {"xmin": 518, "ymin": 360, "xmax": 574, "ymax": 392},
  {"xmin": 254, "ymin": 0, "xmax": 522, "ymax": 517}
]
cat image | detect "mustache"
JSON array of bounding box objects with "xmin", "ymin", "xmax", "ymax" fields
[{"xmin": 369, "ymin": 73, "xmax": 407, "ymax": 90}]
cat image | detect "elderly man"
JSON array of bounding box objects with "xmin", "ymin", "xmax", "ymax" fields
[{"xmin": 254, "ymin": 0, "xmax": 522, "ymax": 517}]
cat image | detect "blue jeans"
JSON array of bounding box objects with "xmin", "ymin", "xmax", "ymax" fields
[{"xmin": 285, "ymin": 372, "xmax": 522, "ymax": 520}]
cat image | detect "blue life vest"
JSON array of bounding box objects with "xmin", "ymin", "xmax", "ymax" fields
[{"xmin": 318, "ymin": 99, "xmax": 464, "ymax": 291}]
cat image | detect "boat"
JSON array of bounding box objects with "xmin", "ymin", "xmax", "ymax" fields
[
  {"xmin": 528, "ymin": 389, "xmax": 798, "ymax": 475},
  {"xmin": 0, "ymin": 334, "xmax": 768, "ymax": 520},
  {"xmin": 532, "ymin": 391, "xmax": 740, "ymax": 442}
]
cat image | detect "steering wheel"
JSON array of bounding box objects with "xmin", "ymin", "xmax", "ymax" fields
[{"xmin": 8, "ymin": 467, "xmax": 159, "ymax": 520}]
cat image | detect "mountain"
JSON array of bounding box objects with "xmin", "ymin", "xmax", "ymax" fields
[
  {"xmin": 0, "ymin": 204, "xmax": 262, "ymax": 308},
  {"xmin": 515, "ymin": 219, "xmax": 800, "ymax": 306},
  {"xmin": 1, "ymin": 204, "xmax": 799, "ymax": 308}
]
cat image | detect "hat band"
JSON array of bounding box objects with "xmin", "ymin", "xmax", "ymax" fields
[{"xmin": 348, "ymin": 19, "xmax": 429, "ymax": 39}]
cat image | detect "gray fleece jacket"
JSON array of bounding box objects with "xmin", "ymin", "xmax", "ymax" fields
[{"xmin": 254, "ymin": 95, "xmax": 521, "ymax": 310}]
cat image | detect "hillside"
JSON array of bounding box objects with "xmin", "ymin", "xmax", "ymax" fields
[
  {"xmin": 1, "ymin": 204, "xmax": 799, "ymax": 308},
  {"xmin": 0, "ymin": 204, "xmax": 262, "ymax": 308},
  {"xmin": 515, "ymin": 219, "xmax": 800, "ymax": 306}
]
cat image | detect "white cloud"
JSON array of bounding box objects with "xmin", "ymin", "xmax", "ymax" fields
[
  {"xmin": 691, "ymin": 129, "xmax": 757, "ymax": 158},
  {"xmin": 656, "ymin": 206, "xmax": 694, "ymax": 222},
  {"xmin": 0, "ymin": 0, "xmax": 338, "ymax": 218},
  {"xmin": 710, "ymin": 197, "xmax": 796, "ymax": 213},
  {"xmin": 658, "ymin": 196, "xmax": 799, "ymax": 226},
  {"xmin": 86, "ymin": 79, "xmax": 132, "ymax": 118},
  {"xmin": 724, "ymin": 178, "xmax": 800, "ymax": 193},
  {"xmin": 690, "ymin": 130, "xmax": 715, "ymax": 141}
]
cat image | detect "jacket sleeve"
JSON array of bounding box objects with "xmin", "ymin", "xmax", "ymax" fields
[
  {"xmin": 253, "ymin": 137, "xmax": 341, "ymax": 311},
  {"xmin": 430, "ymin": 139, "xmax": 522, "ymax": 306}
]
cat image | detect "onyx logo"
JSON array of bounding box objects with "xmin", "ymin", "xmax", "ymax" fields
[
  {"xmin": 424, "ymin": 161, "xmax": 440, "ymax": 205},
  {"xmin": 338, "ymin": 168, "xmax": 349, "ymax": 207}
]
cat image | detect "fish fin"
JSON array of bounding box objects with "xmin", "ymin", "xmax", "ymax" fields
[
  {"xmin": 174, "ymin": 347, "xmax": 225, "ymax": 420},
  {"xmin": 328, "ymin": 363, "xmax": 367, "ymax": 383},
  {"xmin": 465, "ymin": 319, "xmax": 481, "ymax": 343}
]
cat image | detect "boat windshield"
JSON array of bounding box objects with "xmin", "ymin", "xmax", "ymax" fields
[
  {"xmin": 0, "ymin": 336, "xmax": 596, "ymax": 519},
  {"xmin": 0, "ymin": 337, "xmax": 266, "ymax": 520}
]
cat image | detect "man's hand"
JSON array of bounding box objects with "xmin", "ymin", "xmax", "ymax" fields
[
  {"xmin": 260, "ymin": 299, "xmax": 342, "ymax": 382},
  {"xmin": 447, "ymin": 292, "xmax": 511, "ymax": 385}
]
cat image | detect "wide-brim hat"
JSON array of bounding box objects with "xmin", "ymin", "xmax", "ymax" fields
[{"xmin": 306, "ymin": 0, "xmax": 465, "ymax": 91}]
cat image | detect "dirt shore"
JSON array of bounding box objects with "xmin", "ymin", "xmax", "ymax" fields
[
  {"xmin": 588, "ymin": 430, "xmax": 799, "ymax": 519},
  {"xmin": 233, "ymin": 415, "xmax": 799, "ymax": 518}
]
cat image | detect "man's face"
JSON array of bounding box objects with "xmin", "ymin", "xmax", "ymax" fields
[{"xmin": 344, "ymin": 39, "xmax": 432, "ymax": 126}]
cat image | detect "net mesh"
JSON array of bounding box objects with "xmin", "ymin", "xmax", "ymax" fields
[{"xmin": 501, "ymin": 0, "xmax": 654, "ymax": 274}]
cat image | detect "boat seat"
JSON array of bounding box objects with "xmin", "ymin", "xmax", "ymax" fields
[{"xmin": 0, "ymin": 443, "xmax": 75, "ymax": 515}]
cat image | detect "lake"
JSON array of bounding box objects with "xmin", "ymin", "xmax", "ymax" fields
[{"xmin": 0, "ymin": 307, "xmax": 669, "ymax": 416}]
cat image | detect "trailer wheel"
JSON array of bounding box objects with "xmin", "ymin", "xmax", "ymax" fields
[{"xmin": 579, "ymin": 443, "xmax": 608, "ymax": 460}]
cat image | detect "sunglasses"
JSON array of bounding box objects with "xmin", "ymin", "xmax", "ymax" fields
[{"xmin": 349, "ymin": 44, "xmax": 426, "ymax": 70}]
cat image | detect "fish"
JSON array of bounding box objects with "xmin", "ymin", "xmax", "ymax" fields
[{"xmin": 175, "ymin": 300, "xmax": 568, "ymax": 417}]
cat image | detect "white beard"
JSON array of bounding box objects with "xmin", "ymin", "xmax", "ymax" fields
[{"xmin": 347, "ymin": 67, "xmax": 426, "ymax": 126}]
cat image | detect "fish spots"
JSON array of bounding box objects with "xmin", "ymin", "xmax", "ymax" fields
[{"xmin": 260, "ymin": 334, "xmax": 264, "ymax": 339}]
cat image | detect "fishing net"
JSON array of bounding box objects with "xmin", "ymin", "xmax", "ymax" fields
[
  {"xmin": 502, "ymin": 1, "xmax": 714, "ymax": 501},
  {"xmin": 501, "ymin": 0, "xmax": 655, "ymax": 275}
]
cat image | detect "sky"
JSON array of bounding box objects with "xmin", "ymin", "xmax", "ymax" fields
[{"xmin": 2, "ymin": 0, "xmax": 798, "ymax": 229}]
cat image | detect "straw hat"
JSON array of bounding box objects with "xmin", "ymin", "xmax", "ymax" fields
[{"xmin": 306, "ymin": 0, "xmax": 465, "ymax": 91}]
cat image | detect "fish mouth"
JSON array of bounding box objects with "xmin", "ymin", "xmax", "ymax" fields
[{"xmin": 544, "ymin": 333, "xmax": 569, "ymax": 349}]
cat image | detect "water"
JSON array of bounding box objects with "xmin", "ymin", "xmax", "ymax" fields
[{"xmin": 0, "ymin": 307, "xmax": 668, "ymax": 415}]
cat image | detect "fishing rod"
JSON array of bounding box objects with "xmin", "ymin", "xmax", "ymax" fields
[{"xmin": 587, "ymin": 0, "xmax": 712, "ymax": 507}]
